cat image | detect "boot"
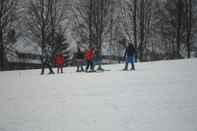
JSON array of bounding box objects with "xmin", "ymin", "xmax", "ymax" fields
[
  {"xmin": 123, "ymin": 63, "xmax": 128, "ymax": 71},
  {"xmin": 131, "ymin": 63, "xmax": 135, "ymax": 70},
  {"xmin": 48, "ymin": 72, "xmax": 55, "ymax": 74},
  {"xmin": 81, "ymin": 66, "xmax": 84, "ymax": 72}
]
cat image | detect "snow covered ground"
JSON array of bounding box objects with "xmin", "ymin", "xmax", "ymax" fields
[{"xmin": 0, "ymin": 59, "xmax": 197, "ymax": 131}]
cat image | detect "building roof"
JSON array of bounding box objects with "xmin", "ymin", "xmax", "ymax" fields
[{"xmin": 6, "ymin": 35, "xmax": 42, "ymax": 64}]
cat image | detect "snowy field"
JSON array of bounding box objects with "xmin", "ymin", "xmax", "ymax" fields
[{"xmin": 0, "ymin": 59, "xmax": 197, "ymax": 131}]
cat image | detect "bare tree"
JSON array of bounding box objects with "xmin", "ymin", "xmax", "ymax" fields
[
  {"xmin": 0, "ymin": 0, "xmax": 18, "ymax": 71},
  {"xmin": 186, "ymin": 0, "xmax": 192, "ymax": 58},
  {"xmin": 176, "ymin": 0, "xmax": 184, "ymax": 58},
  {"xmin": 154, "ymin": 0, "xmax": 197, "ymax": 59},
  {"xmin": 71, "ymin": 0, "xmax": 91, "ymax": 47},
  {"xmin": 25, "ymin": 0, "xmax": 50, "ymax": 53},
  {"xmin": 133, "ymin": 0, "xmax": 137, "ymax": 61},
  {"xmin": 93, "ymin": 0, "xmax": 111, "ymax": 70},
  {"xmin": 72, "ymin": 0, "xmax": 112, "ymax": 69},
  {"xmin": 89, "ymin": 0, "xmax": 93, "ymax": 48},
  {"xmin": 139, "ymin": 0, "xmax": 145, "ymax": 61},
  {"xmin": 26, "ymin": 0, "xmax": 68, "ymax": 54}
]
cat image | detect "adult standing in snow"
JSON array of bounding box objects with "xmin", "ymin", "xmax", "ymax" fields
[
  {"xmin": 123, "ymin": 43, "xmax": 137, "ymax": 71},
  {"xmin": 85, "ymin": 47, "xmax": 95, "ymax": 72},
  {"xmin": 75, "ymin": 47, "xmax": 84, "ymax": 72},
  {"xmin": 41, "ymin": 45, "xmax": 55, "ymax": 75},
  {"xmin": 55, "ymin": 53, "xmax": 64, "ymax": 73}
]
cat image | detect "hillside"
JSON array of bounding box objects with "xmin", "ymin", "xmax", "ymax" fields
[{"xmin": 0, "ymin": 59, "xmax": 197, "ymax": 131}]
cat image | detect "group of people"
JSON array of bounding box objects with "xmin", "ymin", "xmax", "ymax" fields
[
  {"xmin": 41, "ymin": 43, "xmax": 137, "ymax": 75},
  {"xmin": 75, "ymin": 47, "xmax": 95, "ymax": 72}
]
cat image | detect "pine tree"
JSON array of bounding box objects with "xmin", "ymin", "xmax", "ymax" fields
[{"xmin": 52, "ymin": 33, "xmax": 70, "ymax": 66}]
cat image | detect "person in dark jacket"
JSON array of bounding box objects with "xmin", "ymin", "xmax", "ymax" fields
[
  {"xmin": 123, "ymin": 43, "xmax": 137, "ymax": 70},
  {"xmin": 75, "ymin": 48, "xmax": 84, "ymax": 72},
  {"xmin": 41, "ymin": 46, "xmax": 55, "ymax": 75},
  {"xmin": 85, "ymin": 47, "xmax": 95, "ymax": 72}
]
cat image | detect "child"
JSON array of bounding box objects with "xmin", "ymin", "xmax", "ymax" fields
[
  {"xmin": 55, "ymin": 53, "xmax": 64, "ymax": 73},
  {"xmin": 85, "ymin": 48, "xmax": 95, "ymax": 72},
  {"xmin": 75, "ymin": 48, "xmax": 84, "ymax": 72}
]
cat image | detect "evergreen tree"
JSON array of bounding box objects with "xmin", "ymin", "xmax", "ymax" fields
[{"xmin": 52, "ymin": 32, "xmax": 70, "ymax": 66}]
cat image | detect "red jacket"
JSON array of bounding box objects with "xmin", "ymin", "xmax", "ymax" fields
[
  {"xmin": 85, "ymin": 50, "xmax": 94, "ymax": 61},
  {"xmin": 55, "ymin": 54, "xmax": 64, "ymax": 66}
]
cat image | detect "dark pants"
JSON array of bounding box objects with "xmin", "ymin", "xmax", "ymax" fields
[
  {"xmin": 86, "ymin": 60, "xmax": 94, "ymax": 71},
  {"xmin": 76, "ymin": 59, "xmax": 84, "ymax": 72},
  {"xmin": 124, "ymin": 56, "xmax": 135, "ymax": 70},
  {"xmin": 41, "ymin": 61, "xmax": 54, "ymax": 74}
]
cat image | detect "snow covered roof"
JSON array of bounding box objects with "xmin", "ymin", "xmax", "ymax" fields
[
  {"xmin": 6, "ymin": 35, "xmax": 42, "ymax": 64},
  {"xmin": 14, "ymin": 35, "xmax": 41, "ymax": 55}
]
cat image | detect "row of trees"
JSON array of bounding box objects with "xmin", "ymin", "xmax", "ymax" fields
[
  {"xmin": 120, "ymin": 0, "xmax": 196, "ymax": 60},
  {"xmin": 71, "ymin": 0, "xmax": 197, "ymax": 62},
  {"xmin": 154, "ymin": 0, "xmax": 194, "ymax": 59},
  {"xmin": 0, "ymin": 0, "xmax": 18, "ymax": 71}
]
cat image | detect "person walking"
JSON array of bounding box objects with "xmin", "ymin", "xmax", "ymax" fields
[{"xmin": 41, "ymin": 45, "xmax": 55, "ymax": 75}]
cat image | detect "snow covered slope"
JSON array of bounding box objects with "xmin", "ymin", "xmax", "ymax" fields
[{"xmin": 0, "ymin": 59, "xmax": 197, "ymax": 131}]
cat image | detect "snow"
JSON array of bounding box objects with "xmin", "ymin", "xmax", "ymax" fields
[{"xmin": 0, "ymin": 59, "xmax": 197, "ymax": 131}]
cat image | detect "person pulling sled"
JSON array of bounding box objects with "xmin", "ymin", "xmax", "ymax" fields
[{"xmin": 41, "ymin": 46, "xmax": 55, "ymax": 75}]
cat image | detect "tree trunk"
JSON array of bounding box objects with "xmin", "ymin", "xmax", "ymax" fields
[
  {"xmin": 97, "ymin": 0, "xmax": 104, "ymax": 70},
  {"xmin": 0, "ymin": 29, "xmax": 4, "ymax": 71},
  {"xmin": 110, "ymin": 0, "xmax": 114, "ymax": 56},
  {"xmin": 41, "ymin": 0, "xmax": 45, "ymax": 55},
  {"xmin": 50, "ymin": 0, "xmax": 56, "ymax": 50},
  {"xmin": 89, "ymin": 0, "xmax": 93, "ymax": 48},
  {"xmin": 0, "ymin": 1, "xmax": 4, "ymax": 71},
  {"xmin": 139, "ymin": 0, "xmax": 145, "ymax": 61},
  {"xmin": 133, "ymin": 0, "xmax": 137, "ymax": 62},
  {"xmin": 186, "ymin": 0, "xmax": 192, "ymax": 58},
  {"xmin": 176, "ymin": 0, "xmax": 182, "ymax": 58}
]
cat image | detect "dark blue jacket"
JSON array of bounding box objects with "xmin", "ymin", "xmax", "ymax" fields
[{"xmin": 124, "ymin": 44, "xmax": 136, "ymax": 57}]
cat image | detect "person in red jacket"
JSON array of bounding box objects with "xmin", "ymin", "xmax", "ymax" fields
[
  {"xmin": 85, "ymin": 48, "xmax": 95, "ymax": 72},
  {"xmin": 55, "ymin": 53, "xmax": 64, "ymax": 73}
]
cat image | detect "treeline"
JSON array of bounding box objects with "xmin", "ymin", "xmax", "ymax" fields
[
  {"xmin": 71, "ymin": 0, "xmax": 197, "ymax": 61},
  {"xmin": 0, "ymin": 0, "xmax": 71, "ymax": 71}
]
